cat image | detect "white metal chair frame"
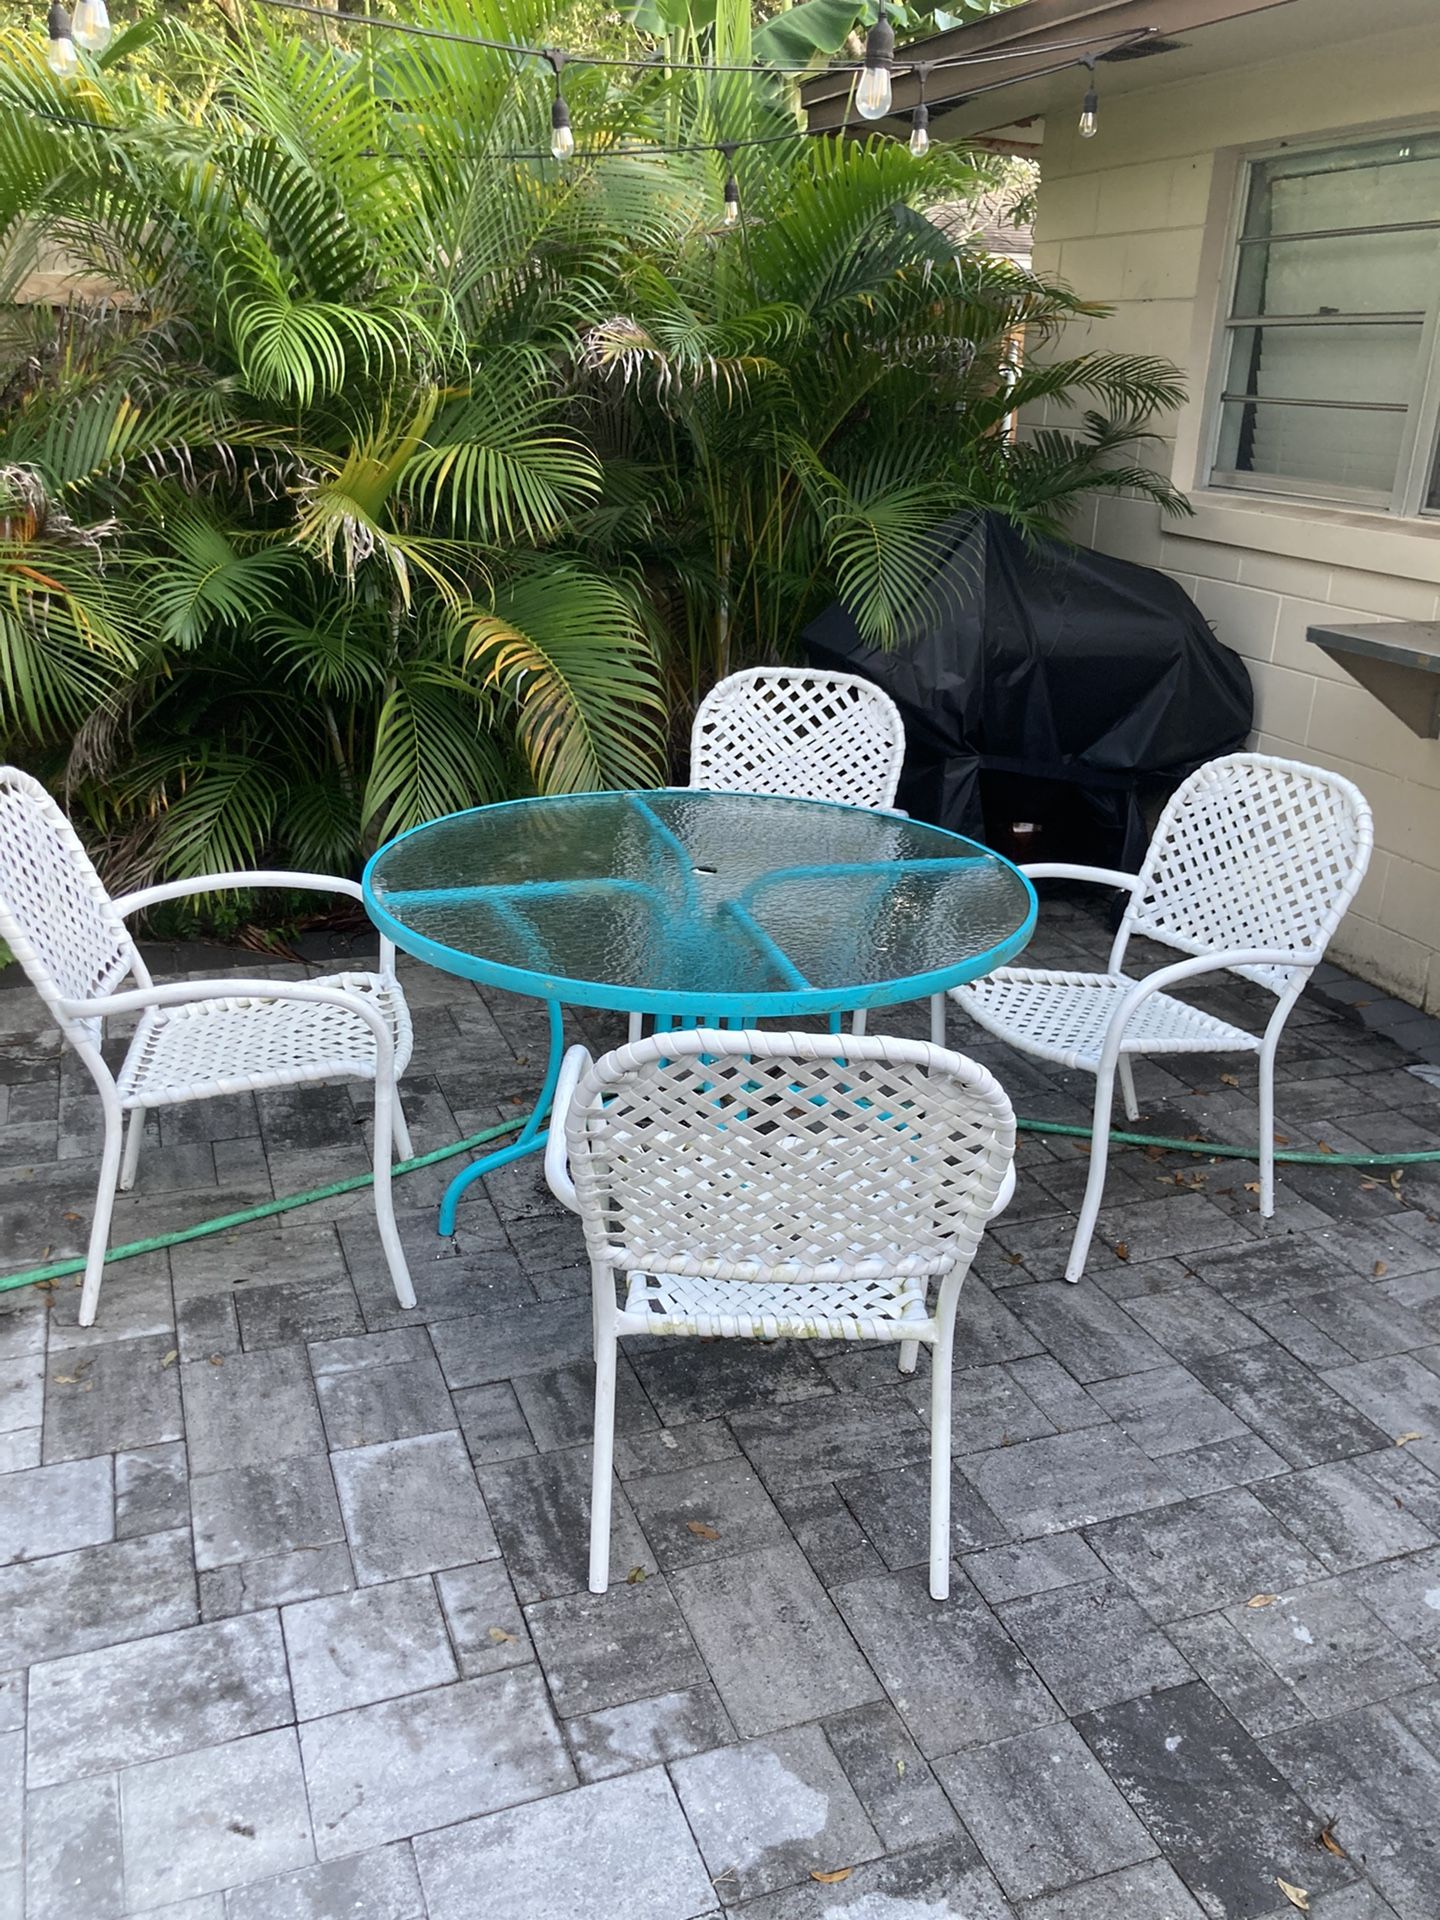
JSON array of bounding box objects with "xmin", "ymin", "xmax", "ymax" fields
[
  {"xmin": 546, "ymin": 1027, "xmax": 1016, "ymax": 1599},
  {"xmin": 0, "ymin": 767, "xmax": 416, "ymax": 1326},
  {"xmin": 940, "ymin": 753, "xmax": 1373, "ymax": 1283}
]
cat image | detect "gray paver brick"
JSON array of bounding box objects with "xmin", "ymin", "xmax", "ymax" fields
[
  {"xmin": 1191, "ymin": 1341, "xmax": 1394, "ymax": 1468},
  {"xmin": 936, "ymin": 1720, "xmax": 1156, "ymax": 1902},
  {"xmin": 330, "ymin": 1430, "xmax": 496, "ymax": 1582},
  {"xmin": 1086, "ymin": 1487, "xmax": 1325, "ymax": 1621},
  {"xmin": 41, "ymin": 1333, "xmax": 183, "ymax": 1463},
  {"xmin": 281, "ymin": 1576, "xmax": 458, "ymax": 1719},
  {"xmin": 627, "ymin": 1456, "xmax": 792, "ymax": 1573},
  {"xmin": 961, "ymin": 1425, "xmax": 1181, "ymax": 1538},
  {"xmin": 997, "ymin": 1578, "xmax": 1194, "ymax": 1715},
  {"xmin": 433, "ymin": 1559, "xmax": 532, "ymax": 1678},
  {"xmin": 834, "ymin": 1566, "xmax": 1059, "ymax": 1758},
  {"xmin": 525, "ymin": 1571, "xmax": 706, "ymax": 1718},
  {"xmin": 27, "ymin": 1611, "xmax": 293, "ymax": 1786},
  {"xmin": 119, "ymin": 1728, "xmax": 314, "ymax": 1909},
  {"xmin": 299, "ymin": 1668, "xmax": 574, "ymax": 1858},
  {"xmin": 1253, "ymin": 1459, "xmax": 1439, "ymax": 1571},
  {"xmin": 1227, "ymin": 1579, "xmax": 1429, "ymax": 1716},
  {"xmin": 822, "ymin": 1700, "xmax": 962, "ymax": 1851},
  {"xmin": 181, "ymin": 1347, "xmax": 324, "ymax": 1475},
  {"xmin": 1014, "ymin": 1859, "xmax": 1206, "ymax": 1919},
  {"xmin": 0, "ymin": 1454, "xmax": 112, "ymax": 1564},
  {"xmin": 192, "ymin": 1457, "xmax": 345, "ymax": 1572},
  {"xmin": 0, "ymin": 1529, "xmax": 196, "ymax": 1668},
  {"xmin": 672, "ymin": 1724, "xmax": 884, "ymax": 1902},
  {"xmin": 116, "ymin": 1441, "xmax": 190, "ymax": 1539},
  {"xmin": 477, "ymin": 1445, "xmax": 652, "ymax": 1603},
  {"xmin": 309, "ymin": 1328, "xmax": 456, "ymax": 1450},
  {"xmin": 568, "ymin": 1682, "xmax": 734, "ymax": 1785},
  {"xmin": 24, "ymin": 1774, "xmax": 123, "ymax": 1920},
  {"xmin": 223, "ymin": 1843, "xmax": 425, "ymax": 1920},
  {"xmin": 414, "ymin": 1766, "xmax": 715, "ymax": 1920},
  {"xmin": 671, "ymin": 1544, "xmax": 882, "ymax": 1740}
]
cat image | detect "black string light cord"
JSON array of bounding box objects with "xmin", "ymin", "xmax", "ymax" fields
[{"xmin": 250, "ymin": 0, "xmax": 1154, "ymax": 82}]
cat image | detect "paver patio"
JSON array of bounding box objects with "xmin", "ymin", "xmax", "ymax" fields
[{"xmin": 3, "ymin": 895, "xmax": 1440, "ymax": 1918}]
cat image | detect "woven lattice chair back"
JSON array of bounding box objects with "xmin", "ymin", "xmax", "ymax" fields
[
  {"xmin": 0, "ymin": 767, "xmax": 141, "ymax": 1035},
  {"xmin": 1121, "ymin": 753, "xmax": 1373, "ymax": 994},
  {"xmin": 566, "ymin": 1029, "xmax": 1014, "ymax": 1286},
  {"xmin": 689, "ymin": 668, "xmax": 906, "ymax": 809}
]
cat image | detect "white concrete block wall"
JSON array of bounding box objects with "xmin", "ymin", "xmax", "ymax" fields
[{"xmin": 1027, "ymin": 16, "xmax": 1440, "ymax": 1009}]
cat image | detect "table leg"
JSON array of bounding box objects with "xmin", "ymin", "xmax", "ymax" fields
[{"xmin": 437, "ymin": 998, "xmax": 566, "ymax": 1235}]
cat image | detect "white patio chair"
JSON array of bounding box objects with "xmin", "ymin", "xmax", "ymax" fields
[
  {"xmin": 943, "ymin": 752, "xmax": 1373, "ymax": 1284},
  {"xmin": 0, "ymin": 766, "xmax": 416, "ymax": 1326},
  {"xmin": 689, "ymin": 666, "xmax": 906, "ymax": 810},
  {"xmin": 545, "ymin": 1027, "xmax": 1016, "ymax": 1599}
]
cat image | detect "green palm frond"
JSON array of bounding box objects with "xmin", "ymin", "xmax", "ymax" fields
[{"xmin": 463, "ymin": 563, "xmax": 667, "ymax": 793}]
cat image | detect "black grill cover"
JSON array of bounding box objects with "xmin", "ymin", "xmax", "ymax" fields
[{"xmin": 802, "ymin": 513, "xmax": 1253, "ymax": 867}]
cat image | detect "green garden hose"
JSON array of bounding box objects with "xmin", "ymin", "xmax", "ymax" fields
[{"xmin": 2, "ymin": 1112, "xmax": 1438, "ymax": 1301}]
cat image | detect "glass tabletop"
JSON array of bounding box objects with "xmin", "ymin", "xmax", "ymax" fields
[{"xmin": 363, "ymin": 790, "xmax": 1036, "ymax": 1018}]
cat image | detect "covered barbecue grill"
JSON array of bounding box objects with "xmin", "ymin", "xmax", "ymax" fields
[{"xmin": 803, "ymin": 513, "xmax": 1254, "ymax": 869}]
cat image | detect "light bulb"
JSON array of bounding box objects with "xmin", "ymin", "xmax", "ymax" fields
[
  {"xmin": 722, "ymin": 174, "xmax": 740, "ymax": 225},
  {"xmin": 72, "ymin": 0, "xmax": 111, "ymax": 53},
  {"xmin": 856, "ymin": 9, "xmax": 894, "ymax": 120},
  {"xmin": 550, "ymin": 96, "xmax": 574, "ymax": 161},
  {"xmin": 1078, "ymin": 84, "xmax": 1098, "ymax": 138},
  {"xmin": 909, "ymin": 104, "xmax": 929, "ymax": 157},
  {"xmin": 46, "ymin": 2, "xmax": 78, "ymax": 74}
]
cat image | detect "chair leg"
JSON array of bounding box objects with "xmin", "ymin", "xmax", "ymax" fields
[
  {"xmin": 627, "ymin": 1010, "xmax": 644, "ymax": 1045},
  {"xmin": 119, "ymin": 1106, "xmax": 146, "ymax": 1191},
  {"xmin": 1118, "ymin": 1057, "xmax": 1140, "ymax": 1123},
  {"xmin": 1066, "ymin": 1067, "xmax": 1116, "ymax": 1284},
  {"xmin": 1258, "ymin": 1034, "xmax": 1278, "ymax": 1218},
  {"xmin": 589, "ymin": 1318, "xmax": 619, "ymax": 1594},
  {"xmin": 391, "ymin": 1093, "xmax": 413, "ymax": 1163},
  {"xmin": 371, "ymin": 1074, "xmax": 416, "ymax": 1311},
  {"xmin": 851, "ymin": 1008, "xmax": 868, "ymax": 1038},
  {"xmin": 79, "ymin": 1100, "xmax": 124, "ymax": 1328},
  {"xmin": 898, "ymin": 1338, "xmax": 920, "ymax": 1375},
  {"xmin": 930, "ymin": 993, "xmax": 946, "ymax": 1048},
  {"xmin": 928, "ymin": 1323, "xmax": 955, "ymax": 1601}
]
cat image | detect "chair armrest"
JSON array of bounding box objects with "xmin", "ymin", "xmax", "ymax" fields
[
  {"xmin": 111, "ymin": 872, "xmax": 396, "ymax": 975},
  {"xmin": 544, "ymin": 1044, "xmax": 595, "ymax": 1214},
  {"xmin": 1095, "ymin": 945, "xmax": 1316, "ymax": 1072},
  {"xmin": 112, "ymin": 871, "xmax": 363, "ymax": 916},
  {"xmin": 1019, "ymin": 863, "xmax": 1141, "ymax": 891}
]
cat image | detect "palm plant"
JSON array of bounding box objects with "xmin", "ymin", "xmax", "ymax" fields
[{"xmin": 0, "ymin": 0, "xmax": 1186, "ymax": 890}]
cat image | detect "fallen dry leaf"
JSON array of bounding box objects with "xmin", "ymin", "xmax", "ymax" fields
[
  {"xmin": 1276, "ymin": 1877, "xmax": 1310, "ymax": 1912},
  {"xmin": 1274, "ymin": 1134, "xmax": 1291, "ymax": 1147},
  {"xmin": 685, "ymin": 1520, "xmax": 721, "ymax": 1541},
  {"xmin": 1316, "ymin": 1825, "xmax": 1345, "ymax": 1859},
  {"xmin": 1396, "ymin": 1432, "xmax": 1423, "ymax": 1447},
  {"xmin": 1244, "ymin": 1181, "xmax": 1261, "ymax": 1194},
  {"xmin": 1246, "ymin": 1593, "xmax": 1278, "ymax": 1609},
  {"xmin": 160, "ymin": 1349, "xmax": 179, "ymax": 1369},
  {"xmin": 208, "ymin": 1354, "xmax": 224, "ymax": 1367},
  {"xmin": 1391, "ymin": 1168, "xmax": 1405, "ymax": 1189},
  {"xmin": 625, "ymin": 1566, "xmax": 648, "ymax": 1584},
  {"xmin": 1113, "ymin": 1242, "xmax": 1130, "ymax": 1262},
  {"xmin": 1373, "ymin": 1261, "xmax": 1388, "ymax": 1277},
  {"xmin": 1360, "ymin": 1179, "xmax": 1381, "ymax": 1192},
  {"xmin": 486, "ymin": 1626, "xmax": 518, "ymax": 1645},
  {"xmin": 895, "ymin": 1758, "xmax": 907, "ymax": 1778},
  {"xmin": 1220, "ymin": 1073, "xmax": 1240, "ymax": 1088},
  {"xmin": 811, "ymin": 1869, "xmax": 853, "ymax": 1885}
]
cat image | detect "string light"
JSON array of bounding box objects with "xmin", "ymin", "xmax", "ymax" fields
[
  {"xmin": 855, "ymin": 2, "xmax": 894, "ymax": 121},
  {"xmin": 720, "ymin": 143, "xmax": 739, "ymax": 225},
  {"xmin": 1078, "ymin": 57, "xmax": 1098, "ymax": 139},
  {"xmin": 545, "ymin": 49, "xmax": 573, "ymax": 161},
  {"xmin": 909, "ymin": 62, "xmax": 930, "ymax": 157},
  {"xmin": 72, "ymin": 0, "xmax": 112, "ymax": 53},
  {"xmin": 46, "ymin": 2, "xmax": 78, "ymax": 74}
]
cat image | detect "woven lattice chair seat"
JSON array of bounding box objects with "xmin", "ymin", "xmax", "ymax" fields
[
  {"xmin": 116, "ymin": 971, "xmax": 413, "ymax": 1106},
  {"xmin": 621, "ymin": 1268, "xmax": 933, "ymax": 1342},
  {"xmin": 955, "ymin": 968, "xmax": 1260, "ymax": 1071}
]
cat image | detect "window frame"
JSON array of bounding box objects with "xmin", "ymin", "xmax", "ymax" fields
[{"xmin": 1202, "ymin": 126, "xmax": 1440, "ymax": 518}]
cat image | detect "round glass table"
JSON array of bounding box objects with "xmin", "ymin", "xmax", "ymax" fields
[{"xmin": 362, "ymin": 789, "xmax": 1036, "ymax": 1230}]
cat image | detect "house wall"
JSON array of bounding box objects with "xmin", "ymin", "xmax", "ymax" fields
[{"xmin": 1028, "ymin": 15, "xmax": 1440, "ymax": 1008}]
